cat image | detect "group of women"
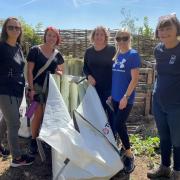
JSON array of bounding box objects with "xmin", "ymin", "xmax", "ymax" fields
[{"xmin": 0, "ymin": 14, "xmax": 180, "ymax": 179}]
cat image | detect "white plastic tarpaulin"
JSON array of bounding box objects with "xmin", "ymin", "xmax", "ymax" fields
[{"xmin": 39, "ymin": 75, "xmax": 123, "ymax": 180}]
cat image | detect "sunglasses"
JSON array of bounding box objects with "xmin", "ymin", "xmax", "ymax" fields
[
  {"xmin": 116, "ymin": 36, "xmax": 129, "ymax": 42},
  {"xmin": 7, "ymin": 25, "xmax": 21, "ymax": 31}
]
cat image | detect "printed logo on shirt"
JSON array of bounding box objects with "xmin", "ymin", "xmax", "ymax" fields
[
  {"xmin": 113, "ymin": 58, "xmax": 126, "ymax": 69},
  {"xmin": 169, "ymin": 55, "xmax": 176, "ymax": 64}
]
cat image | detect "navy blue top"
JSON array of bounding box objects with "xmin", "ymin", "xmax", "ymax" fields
[
  {"xmin": 111, "ymin": 49, "xmax": 141, "ymax": 104},
  {"xmin": 83, "ymin": 45, "xmax": 116, "ymax": 93},
  {"xmin": 154, "ymin": 42, "xmax": 180, "ymax": 105},
  {"xmin": 0, "ymin": 42, "xmax": 25, "ymax": 97}
]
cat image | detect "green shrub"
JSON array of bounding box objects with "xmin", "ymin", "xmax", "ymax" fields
[{"xmin": 130, "ymin": 134, "xmax": 160, "ymax": 157}]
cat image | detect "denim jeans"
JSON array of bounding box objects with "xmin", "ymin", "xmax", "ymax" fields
[
  {"xmin": 112, "ymin": 100, "xmax": 133, "ymax": 150},
  {"xmin": 153, "ymin": 93, "xmax": 180, "ymax": 171}
]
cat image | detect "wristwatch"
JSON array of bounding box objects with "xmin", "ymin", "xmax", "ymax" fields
[{"xmin": 123, "ymin": 94, "xmax": 129, "ymax": 99}]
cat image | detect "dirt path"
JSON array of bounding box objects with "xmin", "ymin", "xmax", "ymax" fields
[{"xmin": 0, "ymin": 147, "xmax": 159, "ymax": 180}]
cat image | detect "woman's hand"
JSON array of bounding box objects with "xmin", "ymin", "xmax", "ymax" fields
[
  {"xmin": 55, "ymin": 64, "xmax": 64, "ymax": 75},
  {"xmin": 119, "ymin": 96, "xmax": 128, "ymax": 110},
  {"xmin": 56, "ymin": 70, "xmax": 63, "ymax": 75},
  {"xmin": 88, "ymin": 75, "xmax": 96, "ymax": 86},
  {"xmin": 107, "ymin": 96, "xmax": 112, "ymax": 102}
]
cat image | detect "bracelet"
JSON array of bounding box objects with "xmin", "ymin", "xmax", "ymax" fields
[{"xmin": 123, "ymin": 94, "xmax": 130, "ymax": 99}]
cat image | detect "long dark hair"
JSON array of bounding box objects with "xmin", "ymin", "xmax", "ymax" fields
[{"xmin": 0, "ymin": 17, "xmax": 22, "ymax": 44}]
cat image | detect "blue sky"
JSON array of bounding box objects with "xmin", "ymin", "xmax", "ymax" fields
[{"xmin": 0, "ymin": 0, "xmax": 180, "ymax": 30}]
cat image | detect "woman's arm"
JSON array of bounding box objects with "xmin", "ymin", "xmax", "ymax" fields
[
  {"xmin": 27, "ymin": 61, "xmax": 35, "ymax": 101},
  {"xmin": 83, "ymin": 51, "xmax": 96, "ymax": 86},
  {"xmin": 119, "ymin": 68, "xmax": 139, "ymax": 109}
]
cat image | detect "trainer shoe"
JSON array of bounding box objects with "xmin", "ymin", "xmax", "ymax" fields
[
  {"xmin": 123, "ymin": 154, "xmax": 135, "ymax": 174},
  {"xmin": 0, "ymin": 146, "xmax": 10, "ymax": 158},
  {"xmin": 11, "ymin": 154, "xmax": 34, "ymax": 167},
  {"xmin": 147, "ymin": 165, "xmax": 171, "ymax": 179}
]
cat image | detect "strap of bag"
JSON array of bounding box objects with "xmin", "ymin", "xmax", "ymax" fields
[{"xmin": 33, "ymin": 47, "xmax": 59, "ymax": 81}]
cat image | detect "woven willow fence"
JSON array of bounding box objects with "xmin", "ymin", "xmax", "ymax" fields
[{"xmin": 25, "ymin": 29, "xmax": 157, "ymax": 61}]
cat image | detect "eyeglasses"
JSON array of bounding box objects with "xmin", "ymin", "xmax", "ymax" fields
[
  {"xmin": 116, "ymin": 36, "xmax": 129, "ymax": 42},
  {"xmin": 7, "ymin": 25, "xmax": 21, "ymax": 31}
]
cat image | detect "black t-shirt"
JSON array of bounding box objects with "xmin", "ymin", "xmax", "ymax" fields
[
  {"xmin": 27, "ymin": 46, "xmax": 64, "ymax": 87},
  {"xmin": 155, "ymin": 42, "xmax": 180, "ymax": 105},
  {"xmin": 83, "ymin": 45, "xmax": 116, "ymax": 92},
  {"xmin": 0, "ymin": 42, "xmax": 25, "ymax": 97}
]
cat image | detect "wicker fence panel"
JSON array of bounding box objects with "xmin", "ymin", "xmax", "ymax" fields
[{"xmin": 32, "ymin": 29, "xmax": 157, "ymax": 60}]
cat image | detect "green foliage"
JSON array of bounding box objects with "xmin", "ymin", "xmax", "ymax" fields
[
  {"xmin": 119, "ymin": 8, "xmax": 139, "ymax": 34},
  {"xmin": 0, "ymin": 19, "xmax": 3, "ymax": 28},
  {"xmin": 138, "ymin": 16, "xmax": 154, "ymax": 38},
  {"xmin": 130, "ymin": 134, "xmax": 160, "ymax": 157},
  {"xmin": 19, "ymin": 17, "xmax": 43, "ymax": 46}
]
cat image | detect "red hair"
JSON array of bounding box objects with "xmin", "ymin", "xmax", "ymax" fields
[{"xmin": 44, "ymin": 26, "xmax": 61, "ymax": 45}]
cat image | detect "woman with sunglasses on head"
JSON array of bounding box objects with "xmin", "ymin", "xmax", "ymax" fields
[
  {"xmin": 110, "ymin": 29, "xmax": 140, "ymax": 173},
  {"xmin": 27, "ymin": 27, "xmax": 64, "ymax": 156},
  {"xmin": 147, "ymin": 14, "xmax": 180, "ymax": 180},
  {"xmin": 83, "ymin": 26, "xmax": 116, "ymax": 134},
  {"xmin": 0, "ymin": 17, "xmax": 34, "ymax": 167}
]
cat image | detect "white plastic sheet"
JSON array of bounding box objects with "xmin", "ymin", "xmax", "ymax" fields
[
  {"xmin": 39, "ymin": 75, "xmax": 123, "ymax": 180},
  {"xmin": 18, "ymin": 91, "xmax": 31, "ymax": 138}
]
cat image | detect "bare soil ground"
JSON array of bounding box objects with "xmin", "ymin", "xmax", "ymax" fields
[
  {"xmin": 0, "ymin": 137, "xmax": 52, "ymax": 180},
  {"xmin": 0, "ymin": 137, "xmax": 161, "ymax": 180}
]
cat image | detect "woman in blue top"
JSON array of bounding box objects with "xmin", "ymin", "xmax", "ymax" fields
[
  {"xmin": 111, "ymin": 29, "xmax": 141, "ymax": 173},
  {"xmin": 147, "ymin": 14, "xmax": 180, "ymax": 179}
]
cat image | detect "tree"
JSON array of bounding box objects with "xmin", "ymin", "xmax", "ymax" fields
[
  {"xmin": 138, "ymin": 16, "xmax": 154, "ymax": 38},
  {"xmin": 0, "ymin": 19, "xmax": 3, "ymax": 28},
  {"xmin": 119, "ymin": 8, "xmax": 139, "ymax": 34},
  {"xmin": 19, "ymin": 17, "xmax": 43, "ymax": 46}
]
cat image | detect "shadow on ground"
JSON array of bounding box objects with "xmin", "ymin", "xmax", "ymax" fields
[{"xmin": 0, "ymin": 137, "xmax": 52, "ymax": 180}]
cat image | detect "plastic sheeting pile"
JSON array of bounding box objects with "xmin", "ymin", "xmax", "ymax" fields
[{"xmin": 39, "ymin": 75, "xmax": 123, "ymax": 180}]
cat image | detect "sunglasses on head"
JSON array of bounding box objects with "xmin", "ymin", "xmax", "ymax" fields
[
  {"xmin": 116, "ymin": 36, "xmax": 129, "ymax": 42},
  {"xmin": 7, "ymin": 25, "xmax": 21, "ymax": 31}
]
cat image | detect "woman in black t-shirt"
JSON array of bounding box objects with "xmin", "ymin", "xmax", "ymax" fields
[
  {"xmin": 83, "ymin": 26, "xmax": 116, "ymax": 134},
  {"xmin": 0, "ymin": 17, "xmax": 34, "ymax": 167},
  {"xmin": 27, "ymin": 27, "xmax": 64, "ymax": 156}
]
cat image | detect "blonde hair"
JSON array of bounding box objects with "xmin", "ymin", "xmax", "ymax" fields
[
  {"xmin": 113, "ymin": 29, "xmax": 131, "ymax": 61},
  {"xmin": 90, "ymin": 26, "xmax": 109, "ymax": 45}
]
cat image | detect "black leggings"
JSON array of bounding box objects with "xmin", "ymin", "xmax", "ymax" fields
[{"xmin": 112, "ymin": 100, "xmax": 133, "ymax": 150}]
